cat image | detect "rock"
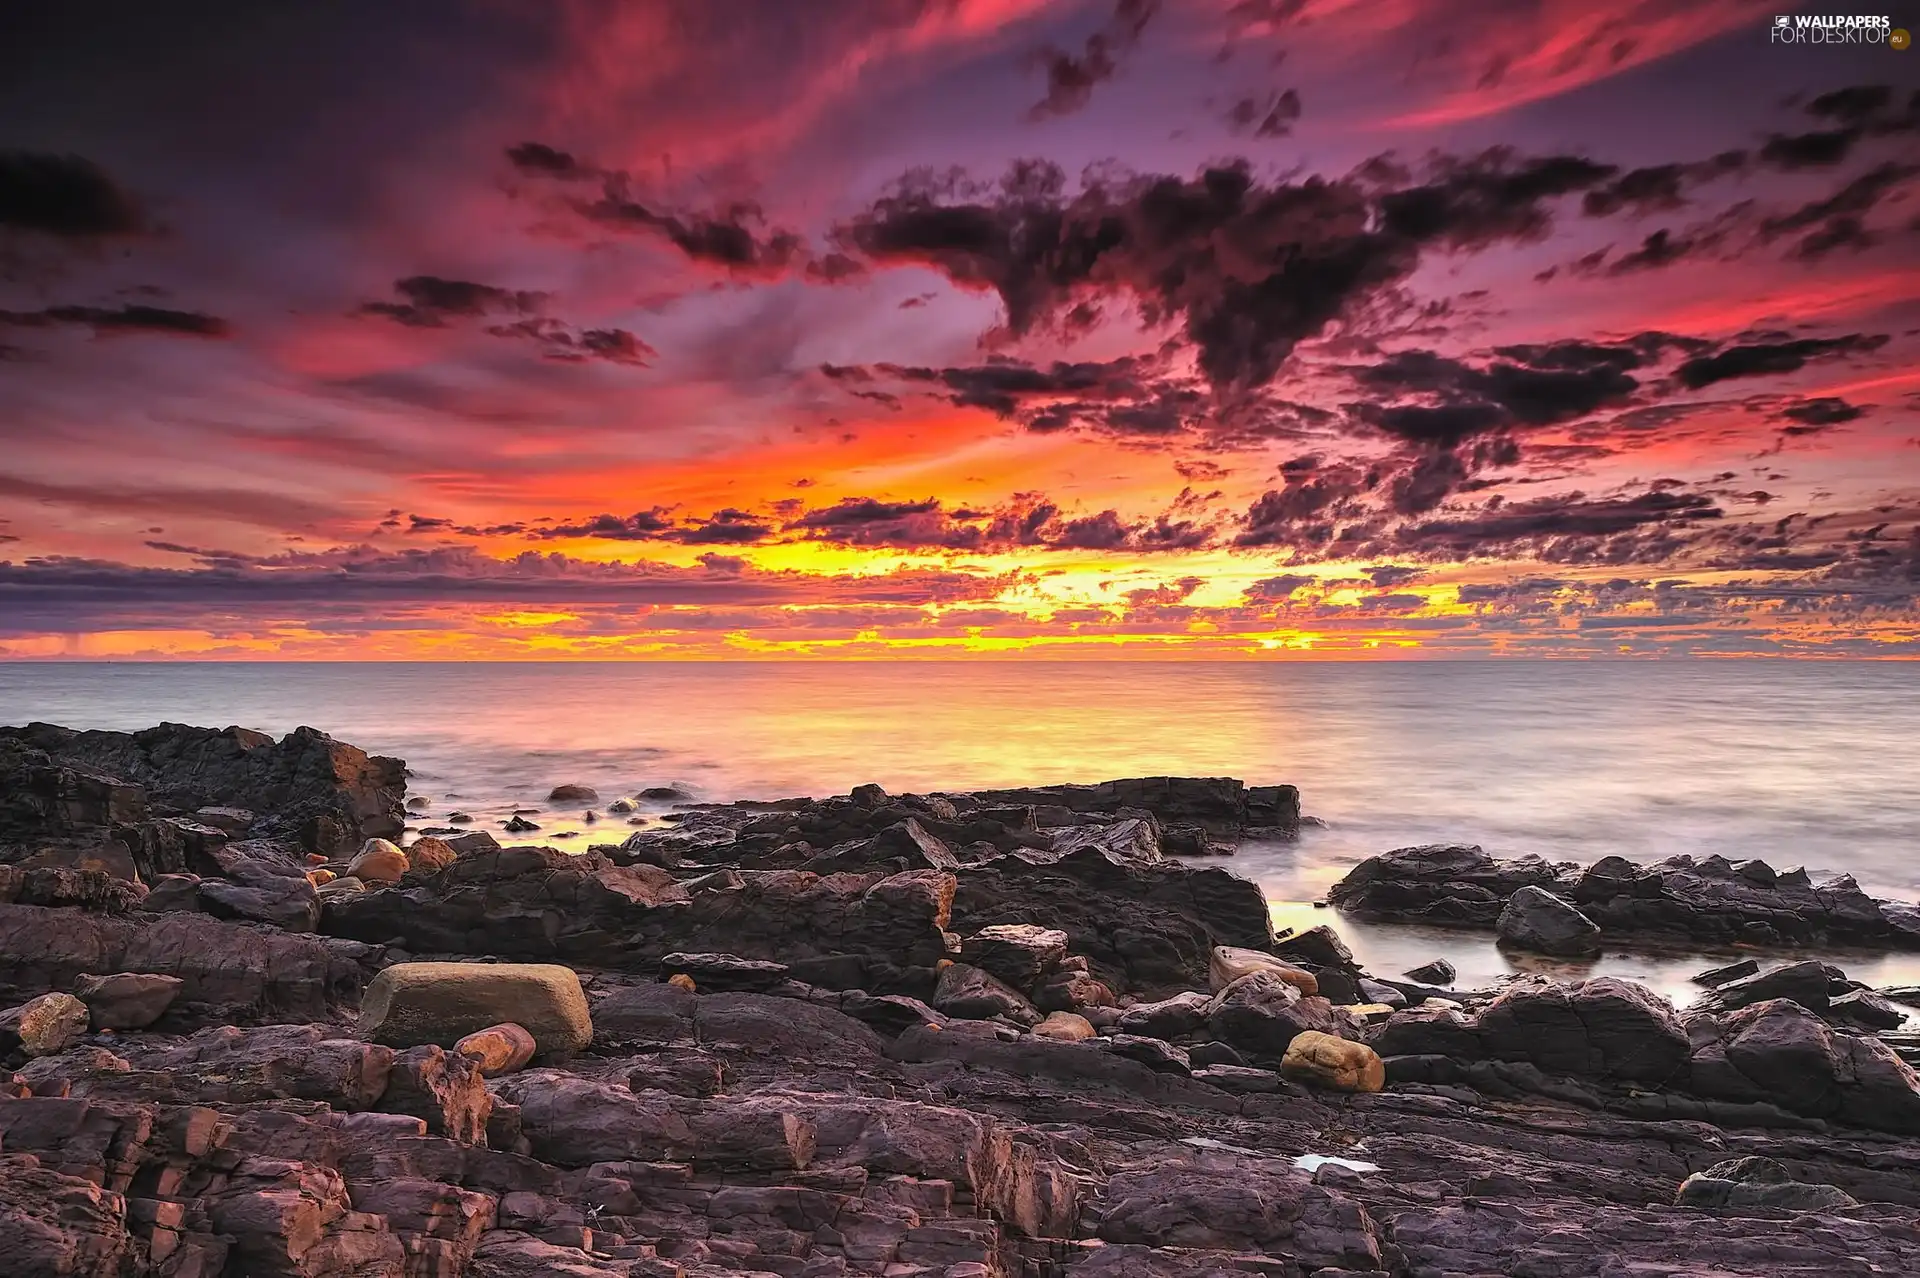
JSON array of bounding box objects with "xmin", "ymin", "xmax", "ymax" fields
[
  {"xmin": 1675, "ymin": 1156, "xmax": 1858, "ymax": 1212},
  {"xmin": 659, "ymin": 952, "xmax": 790, "ymax": 992},
  {"xmin": 1692, "ymin": 959, "xmax": 1837, "ymax": 1016},
  {"xmin": 1404, "ymin": 958, "xmax": 1456, "ymax": 985},
  {"xmin": 1208, "ymin": 973, "xmax": 1360, "ymax": 1065},
  {"xmin": 359, "ymin": 962, "xmax": 593, "ymax": 1059},
  {"xmin": 1, "ymin": 992, "xmax": 90, "ymax": 1057},
  {"xmin": 404, "ymin": 835, "xmax": 458, "ymax": 876},
  {"xmin": 1097, "ymin": 1163, "xmax": 1380, "ymax": 1270},
  {"xmin": 380, "ymin": 1043, "xmax": 491, "ymax": 1143},
  {"xmin": 606, "ymin": 798, "xmax": 636, "ymax": 815},
  {"xmin": 1691, "ymin": 958, "xmax": 1760, "ymax": 986},
  {"xmin": 347, "ymin": 837, "xmax": 410, "ymax": 883},
  {"xmin": 964, "ymin": 924, "xmax": 1069, "ymax": 991},
  {"xmin": 1688, "ymin": 997, "xmax": 1920, "ymax": 1134},
  {"xmin": 547, "ymin": 784, "xmax": 599, "ymax": 803},
  {"xmin": 194, "ymin": 805, "xmax": 256, "ymax": 833},
  {"xmin": 0, "ymin": 1154, "xmax": 137, "ymax": 1276},
  {"xmin": 667, "ymin": 973, "xmax": 696, "ymax": 992},
  {"xmin": 1476, "ymin": 976, "xmax": 1688, "ymax": 1083},
  {"xmin": 196, "ymin": 863, "xmax": 321, "ymax": 932},
  {"xmin": 1207, "ymin": 945, "xmax": 1318, "ymax": 996},
  {"xmin": 73, "ymin": 972, "xmax": 182, "ymax": 1030},
  {"xmin": 1030, "ymin": 1011, "xmax": 1096, "ymax": 1042},
  {"xmin": 1048, "ymin": 817, "xmax": 1163, "ymax": 866},
  {"xmin": 447, "ymin": 810, "xmax": 474, "ymax": 823},
  {"xmin": 1115, "ymin": 990, "xmax": 1213, "ymax": 1040},
  {"xmin": 1104, "ymin": 1034, "xmax": 1191, "ymax": 1074},
  {"xmin": 455, "ymin": 1023, "xmax": 538, "ymax": 1075},
  {"xmin": 1496, "ymin": 885, "xmax": 1602, "ymax": 957},
  {"xmin": 1831, "ymin": 988, "xmax": 1906, "ymax": 1030},
  {"xmin": 1035, "ymin": 969, "xmax": 1116, "ymax": 1014},
  {"xmin": 1371, "ymin": 1004, "xmax": 1481, "ymax": 1058},
  {"xmin": 1281, "ymin": 1029, "xmax": 1386, "ymax": 1092},
  {"xmin": 933, "ymin": 963, "xmax": 1040, "ymax": 1026},
  {"xmin": 640, "ymin": 786, "xmax": 690, "ymax": 801},
  {"xmin": 503, "ymin": 815, "xmax": 539, "ymax": 833},
  {"xmin": 1274, "ymin": 924, "xmax": 1354, "ymax": 969},
  {"xmin": 307, "ymin": 868, "xmax": 336, "ymax": 887}
]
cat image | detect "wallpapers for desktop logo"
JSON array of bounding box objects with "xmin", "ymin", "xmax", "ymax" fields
[{"xmin": 1771, "ymin": 13, "xmax": 1907, "ymax": 46}]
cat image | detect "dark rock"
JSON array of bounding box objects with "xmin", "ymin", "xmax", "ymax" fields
[
  {"xmin": 933, "ymin": 963, "xmax": 1039, "ymax": 1026},
  {"xmin": 1103, "ymin": 1034, "xmax": 1191, "ymax": 1074},
  {"xmin": 657, "ymin": 952, "xmax": 792, "ymax": 992},
  {"xmin": 1831, "ymin": 988, "xmax": 1907, "ymax": 1030},
  {"xmin": 962, "ymin": 923, "xmax": 1068, "ymax": 991},
  {"xmin": 73, "ymin": 972, "xmax": 182, "ymax": 1030},
  {"xmin": 1691, "ymin": 957, "xmax": 1760, "ymax": 986},
  {"xmin": 1115, "ymin": 991, "xmax": 1213, "ymax": 1040},
  {"xmin": 1476, "ymin": 976, "xmax": 1688, "ymax": 1084},
  {"xmin": 639, "ymin": 786, "xmax": 691, "ymax": 801},
  {"xmin": 502, "ymin": 815, "xmax": 539, "ymax": 833},
  {"xmin": 1496, "ymin": 885, "xmax": 1602, "ymax": 957},
  {"xmin": 547, "ymin": 784, "xmax": 599, "ymax": 803},
  {"xmin": 1403, "ymin": 958, "xmax": 1456, "ymax": 985},
  {"xmin": 1275, "ymin": 924, "xmax": 1355, "ymax": 970},
  {"xmin": 1692, "ymin": 959, "xmax": 1839, "ymax": 1016},
  {"xmin": 1097, "ymin": 1163, "xmax": 1381, "ymax": 1271},
  {"xmin": 1047, "ymin": 817, "xmax": 1162, "ymax": 866},
  {"xmin": 1208, "ymin": 973, "xmax": 1361, "ymax": 1066},
  {"xmin": 1688, "ymin": 997, "xmax": 1920, "ymax": 1134},
  {"xmin": 1675, "ymin": 1155, "xmax": 1858, "ymax": 1211},
  {"xmin": 380, "ymin": 1044, "xmax": 491, "ymax": 1143}
]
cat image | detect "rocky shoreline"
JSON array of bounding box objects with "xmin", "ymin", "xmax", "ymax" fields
[{"xmin": 4, "ymin": 721, "xmax": 1920, "ymax": 1276}]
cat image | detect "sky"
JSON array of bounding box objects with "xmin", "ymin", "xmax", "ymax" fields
[{"xmin": 1, "ymin": 0, "xmax": 1917, "ymax": 660}]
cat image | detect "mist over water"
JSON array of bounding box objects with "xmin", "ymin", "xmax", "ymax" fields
[{"xmin": 5, "ymin": 660, "xmax": 1917, "ymax": 1000}]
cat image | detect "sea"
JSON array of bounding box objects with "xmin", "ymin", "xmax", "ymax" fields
[{"xmin": 4, "ymin": 659, "xmax": 1917, "ymax": 1002}]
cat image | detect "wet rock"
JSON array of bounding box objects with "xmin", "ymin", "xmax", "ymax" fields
[
  {"xmin": 1675, "ymin": 1156, "xmax": 1859, "ymax": 1212},
  {"xmin": 455, "ymin": 1023, "xmax": 538, "ymax": 1076},
  {"xmin": 1280, "ymin": 1030, "xmax": 1386, "ymax": 1093},
  {"xmin": 1688, "ymin": 997, "xmax": 1920, "ymax": 1134},
  {"xmin": 1496, "ymin": 885, "xmax": 1602, "ymax": 957},
  {"xmin": 1104, "ymin": 1033, "xmax": 1191, "ymax": 1074},
  {"xmin": 1208, "ymin": 973, "xmax": 1361, "ymax": 1065},
  {"xmin": 639, "ymin": 785, "xmax": 690, "ymax": 801},
  {"xmin": 1404, "ymin": 958, "xmax": 1456, "ymax": 985},
  {"xmin": 1831, "ymin": 988, "xmax": 1907, "ymax": 1030},
  {"xmin": 1691, "ymin": 957, "xmax": 1760, "ymax": 986},
  {"xmin": 1692, "ymin": 959, "xmax": 1838, "ymax": 1016},
  {"xmin": 1, "ymin": 992, "xmax": 90, "ymax": 1058},
  {"xmin": 1477, "ymin": 976, "xmax": 1688, "ymax": 1083},
  {"xmin": 1115, "ymin": 990, "xmax": 1213, "ymax": 1040},
  {"xmin": 1208, "ymin": 945, "xmax": 1318, "ymax": 995},
  {"xmin": 1048, "ymin": 817, "xmax": 1162, "ymax": 866},
  {"xmin": 547, "ymin": 784, "xmax": 599, "ymax": 803},
  {"xmin": 658, "ymin": 952, "xmax": 791, "ymax": 993},
  {"xmin": 964, "ymin": 923, "xmax": 1068, "ymax": 990},
  {"xmin": 73, "ymin": 972, "xmax": 182, "ymax": 1030},
  {"xmin": 360, "ymin": 961, "xmax": 593, "ymax": 1059},
  {"xmin": 1031, "ymin": 1011, "xmax": 1096, "ymax": 1042},
  {"xmin": 503, "ymin": 815, "xmax": 539, "ymax": 833},
  {"xmin": 1274, "ymin": 924, "xmax": 1354, "ymax": 970},
  {"xmin": 932, "ymin": 963, "xmax": 1039, "ymax": 1026}
]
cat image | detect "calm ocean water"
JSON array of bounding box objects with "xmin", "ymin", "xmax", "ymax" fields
[{"xmin": 4, "ymin": 660, "xmax": 1917, "ymax": 999}]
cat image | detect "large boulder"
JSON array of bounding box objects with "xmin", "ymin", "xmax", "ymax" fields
[
  {"xmin": 1475, "ymin": 977, "xmax": 1687, "ymax": 1084},
  {"xmin": 359, "ymin": 962, "xmax": 592, "ymax": 1059},
  {"xmin": 73, "ymin": 972, "xmax": 182, "ymax": 1030},
  {"xmin": 1496, "ymin": 886, "xmax": 1602, "ymax": 957},
  {"xmin": 1208, "ymin": 945, "xmax": 1317, "ymax": 995},
  {"xmin": 964, "ymin": 924, "xmax": 1068, "ymax": 991},
  {"xmin": 933, "ymin": 963, "xmax": 1040, "ymax": 1026},
  {"xmin": 1, "ymin": 992, "xmax": 90, "ymax": 1058},
  {"xmin": 1687, "ymin": 997, "xmax": 1920, "ymax": 1134},
  {"xmin": 1675, "ymin": 1156, "xmax": 1857, "ymax": 1212}
]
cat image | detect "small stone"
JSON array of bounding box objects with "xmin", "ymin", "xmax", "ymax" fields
[
  {"xmin": 1030, "ymin": 1012, "xmax": 1096, "ymax": 1042},
  {"xmin": 504, "ymin": 815, "xmax": 539, "ymax": 833},
  {"xmin": 448, "ymin": 811, "xmax": 474, "ymax": 824},
  {"xmin": 1, "ymin": 993, "xmax": 91, "ymax": 1057},
  {"xmin": 1691, "ymin": 958, "xmax": 1760, "ymax": 987},
  {"xmin": 1279, "ymin": 1029, "xmax": 1385, "ymax": 1093},
  {"xmin": 667, "ymin": 974, "xmax": 697, "ymax": 992},
  {"xmin": 548, "ymin": 784, "xmax": 600, "ymax": 803},
  {"xmin": 404, "ymin": 836, "xmax": 457, "ymax": 877},
  {"xmin": 308, "ymin": 869, "xmax": 336, "ymax": 886},
  {"xmin": 454, "ymin": 1023, "xmax": 538, "ymax": 1075},
  {"xmin": 607, "ymin": 798, "xmax": 636, "ymax": 815},
  {"xmin": 347, "ymin": 838, "xmax": 410, "ymax": 884}
]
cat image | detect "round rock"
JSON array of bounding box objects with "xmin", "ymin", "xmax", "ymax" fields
[{"xmin": 359, "ymin": 961, "xmax": 592, "ymax": 1058}]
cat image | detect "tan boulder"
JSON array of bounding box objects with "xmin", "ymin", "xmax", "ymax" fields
[
  {"xmin": 347, "ymin": 838, "xmax": 409, "ymax": 884},
  {"xmin": 1279, "ymin": 1029, "xmax": 1385, "ymax": 1093},
  {"xmin": 360, "ymin": 961, "xmax": 592, "ymax": 1058},
  {"xmin": 1030, "ymin": 1012, "xmax": 1096, "ymax": 1042},
  {"xmin": 308, "ymin": 869, "xmax": 337, "ymax": 887},
  {"xmin": 454, "ymin": 1023, "xmax": 538, "ymax": 1076},
  {"xmin": 1209, "ymin": 945, "xmax": 1319, "ymax": 996},
  {"xmin": 1, "ymin": 993, "xmax": 90, "ymax": 1057},
  {"xmin": 405, "ymin": 836, "xmax": 457, "ymax": 877},
  {"xmin": 667, "ymin": 973, "xmax": 697, "ymax": 992}
]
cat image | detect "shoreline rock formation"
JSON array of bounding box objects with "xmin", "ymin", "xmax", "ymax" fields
[{"xmin": 3, "ymin": 721, "xmax": 1920, "ymax": 1276}]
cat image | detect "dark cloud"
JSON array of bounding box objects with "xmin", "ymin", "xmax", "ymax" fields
[
  {"xmin": 504, "ymin": 141, "xmax": 598, "ymax": 181},
  {"xmin": 1578, "ymin": 152, "xmax": 1745, "ymax": 217},
  {"xmin": 1673, "ymin": 333, "xmax": 1888, "ymax": 389},
  {"xmin": 358, "ymin": 275, "xmax": 650, "ymax": 365},
  {"xmin": 1758, "ymin": 161, "xmax": 1920, "ymax": 259},
  {"xmin": 1777, "ymin": 396, "xmax": 1864, "ymax": 433},
  {"xmin": 1244, "ymin": 573, "xmax": 1314, "ymax": 600},
  {"xmin": 0, "ymin": 151, "xmax": 144, "ymax": 238},
  {"xmin": 0, "ymin": 304, "xmax": 229, "ymax": 338},
  {"xmin": 1394, "ymin": 489, "xmax": 1722, "ymax": 563},
  {"xmin": 359, "ymin": 275, "xmax": 544, "ymax": 327},
  {"xmin": 1223, "ymin": 89, "xmax": 1302, "ymax": 138},
  {"xmin": 1026, "ymin": 0, "xmax": 1159, "ymax": 120}
]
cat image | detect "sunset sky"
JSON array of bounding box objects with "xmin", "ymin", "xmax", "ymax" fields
[{"xmin": 2, "ymin": 0, "xmax": 1917, "ymax": 659}]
